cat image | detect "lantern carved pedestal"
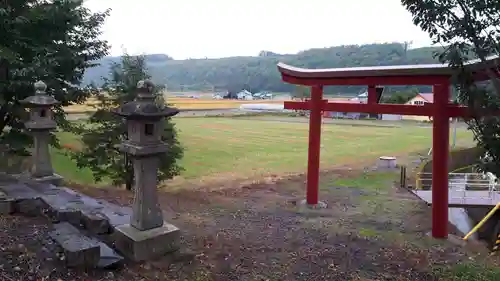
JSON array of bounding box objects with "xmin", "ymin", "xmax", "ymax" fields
[
  {"xmin": 112, "ymin": 80, "xmax": 181, "ymax": 261},
  {"xmin": 20, "ymin": 81, "xmax": 63, "ymax": 185}
]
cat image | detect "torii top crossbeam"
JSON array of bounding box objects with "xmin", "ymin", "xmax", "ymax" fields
[
  {"xmin": 278, "ymin": 55, "xmax": 500, "ymax": 85},
  {"xmin": 276, "ymin": 55, "xmax": 499, "ymax": 240},
  {"xmin": 279, "ymin": 56, "xmax": 500, "ymax": 117}
]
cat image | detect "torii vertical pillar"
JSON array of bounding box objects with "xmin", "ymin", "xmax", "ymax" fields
[
  {"xmin": 367, "ymin": 85, "xmax": 384, "ymax": 118},
  {"xmin": 305, "ymin": 85, "xmax": 324, "ymax": 206},
  {"xmin": 432, "ymin": 84, "xmax": 450, "ymax": 238}
]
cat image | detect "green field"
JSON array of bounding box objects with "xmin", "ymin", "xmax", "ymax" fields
[{"xmin": 52, "ymin": 117, "xmax": 474, "ymax": 186}]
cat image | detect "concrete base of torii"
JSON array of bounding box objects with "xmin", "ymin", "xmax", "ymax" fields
[
  {"xmin": 297, "ymin": 199, "xmax": 327, "ymax": 209},
  {"xmin": 113, "ymin": 222, "xmax": 180, "ymax": 262}
]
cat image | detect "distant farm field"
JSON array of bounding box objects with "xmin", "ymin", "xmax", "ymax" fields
[
  {"xmin": 52, "ymin": 117, "xmax": 474, "ymax": 186},
  {"xmin": 63, "ymin": 96, "xmax": 287, "ymax": 113},
  {"xmin": 63, "ymin": 95, "xmax": 354, "ymax": 112}
]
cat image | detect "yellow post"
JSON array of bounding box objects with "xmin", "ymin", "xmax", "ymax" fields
[
  {"xmin": 463, "ymin": 203, "xmax": 500, "ymax": 240},
  {"xmin": 415, "ymin": 159, "xmax": 430, "ymax": 190},
  {"xmin": 416, "ymin": 175, "xmax": 421, "ymax": 190}
]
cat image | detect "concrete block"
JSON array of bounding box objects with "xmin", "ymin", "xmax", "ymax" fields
[
  {"xmin": 0, "ymin": 198, "xmax": 14, "ymax": 215},
  {"xmin": 16, "ymin": 198, "xmax": 44, "ymax": 216},
  {"xmin": 49, "ymin": 222, "xmax": 100, "ymax": 268},
  {"xmin": 98, "ymin": 243, "xmax": 124, "ymax": 269},
  {"xmin": 81, "ymin": 211, "xmax": 110, "ymax": 234},
  {"xmin": 62, "ymin": 238, "xmax": 101, "ymax": 268},
  {"xmin": 113, "ymin": 222, "xmax": 180, "ymax": 261}
]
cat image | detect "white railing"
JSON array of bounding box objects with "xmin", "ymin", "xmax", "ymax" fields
[
  {"xmin": 417, "ymin": 172, "xmax": 498, "ymax": 202},
  {"xmin": 417, "ymin": 172, "xmax": 497, "ymax": 190}
]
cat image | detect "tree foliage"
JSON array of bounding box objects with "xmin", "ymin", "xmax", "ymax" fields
[
  {"xmin": 402, "ymin": 0, "xmax": 500, "ymax": 174},
  {"xmin": 83, "ymin": 43, "xmax": 444, "ymax": 95},
  {"xmin": 73, "ymin": 54, "xmax": 183, "ymax": 190},
  {"xmin": 0, "ymin": 0, "xmax": 109, "ymax": 154},
  {"xmin": 381, "ymin": 90, "xmax": 419, "ymax": 104},
  {"xmin": 291, "ymin": 86, "xmax": 311, "ymax": 101}
]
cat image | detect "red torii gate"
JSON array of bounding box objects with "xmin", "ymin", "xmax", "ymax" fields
[{"xmin": 277, "ymin": 58, "xmax": 500, "ymax": 239}]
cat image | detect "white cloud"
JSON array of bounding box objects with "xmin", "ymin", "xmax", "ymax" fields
[{"xmin": 84, "ymin": 0, "xmax": 433, "ymax": 59}]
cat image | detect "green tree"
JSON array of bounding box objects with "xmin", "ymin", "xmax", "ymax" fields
[
  {"xmin": 292, "ymin": 85, "xmax": 311, "ymax": 101},
  {"xmin": 381, "ymin": 90, "xmax": 418, "ymax": 104},
  {"xmin": 73, "ymin": 54, "xmax": 183, "ymax": 190},
  {"xmin": 402, "ymin": 0, "xmax": 500, "ymax": 173},
  {"xmin": 0, "ymin": 0, "xmax": 109, "ymax": 154},
  {"xmin": 83, "ymin": 43, "xmax": 444, "ymax": 95},
  {"xmin": 290, "ymin": 86, "xmax": 311, "ymax": 116}
]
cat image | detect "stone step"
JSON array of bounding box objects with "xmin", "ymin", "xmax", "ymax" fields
[
  {"xmin": 49, "ymin": 222, "xmax": 124, "ymax": 268},
  {"xmin": 0, "ymin": 180, "xmax": 181, "ymax": 264},
  {"xmin": 0, "ymin": 181, "xmax": 131, "ymax": 234},
  {"xmin": 0, "ymin": 182, "xmax": 44, "ymax": 216},
  {"xmin": 0, "ymin": 190, "xmax": 14, "ymax": 215},
  {"xmin": 38, "ymin": 186, "xmax": 131, "ymax": 234},
  {"xmin": 0, "ymin": 181, "xmax": 129, "ymax": 267}
]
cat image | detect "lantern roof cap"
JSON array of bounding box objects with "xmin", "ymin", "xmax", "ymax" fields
[
  {"xmin": 113, "ymin": 80, "xmax": 179, "ymax": 120},
  {"xmin": 20, "ymin": 81, "xmax": 59, "ymax": 107}
]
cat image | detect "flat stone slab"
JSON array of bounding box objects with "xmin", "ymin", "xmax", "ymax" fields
[
  {"xmin": 0, "ymin": 182, "xmax": 132, "ymax": 234},
  {"xmin": 0, "ymin": 181, "xmax": 129, "ymax": 264},
  {"xmin": 0, "ymin": 183, "xmax": 45, "ymax": 216},
  {"xmin": 0, "ymin": 182, "xmax": 40, "ymax": 201},
  {"xmin": 0, "ymin": 173, "xmax": 20, "ymax": 185},
  {"xmin": 0, "ymin": 179, "xmax": 180, "ymax": 265},
  {"xmin": 49, "ymin": 222, "xmax": 101, "ymax": 268},
  {"xmin": 60, "ymin": 187, "xmax": 131, "ymax": 229},
  {"xmin": 49, "ymin": 222, "xmax": 123, "ymax": 268}
]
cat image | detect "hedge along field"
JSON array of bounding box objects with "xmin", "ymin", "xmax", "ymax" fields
[{"xmin": 52, "ymin": 117, "xmax": 475, "ymax": 186}]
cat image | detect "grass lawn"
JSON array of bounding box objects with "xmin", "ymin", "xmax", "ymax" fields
[{"xmin": 52, "ymin": 117, "xmax": 475, "ymax": 186}]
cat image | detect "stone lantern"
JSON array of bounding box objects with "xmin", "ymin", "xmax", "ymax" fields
[
  {"xmin": 20, "ymin": 81, "xmax": 63, "ymax": 185},
  {"xmin": 112, "ymin": 80, "xmax": 180, "ymax": 261}
]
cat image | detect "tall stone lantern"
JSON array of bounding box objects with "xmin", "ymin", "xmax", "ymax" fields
[
  {"xmin": 112, "ymin": 80, "xmax": 181, "ymax": 261},
  {"xmin": 20, "ymin": 81, "xmax": 63, "ymax": 185}
]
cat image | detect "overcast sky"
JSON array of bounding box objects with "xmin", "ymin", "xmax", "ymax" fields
[{"xmin": 84, "ymin": 0, "xmax": 434, "ymax": 59}]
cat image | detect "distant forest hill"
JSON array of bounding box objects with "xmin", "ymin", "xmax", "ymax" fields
[{"xmin": 82, "ymin": 43, "xmax": 444, "ymax": 95}]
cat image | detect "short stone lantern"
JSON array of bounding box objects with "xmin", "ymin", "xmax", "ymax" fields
[
  {"xmin": 20, "ymin": 81, "xmax": 63, "ymax": 185},
  {"xmin": 112, "ymin": 80, "xmax": 181, "ymax": 261}
]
